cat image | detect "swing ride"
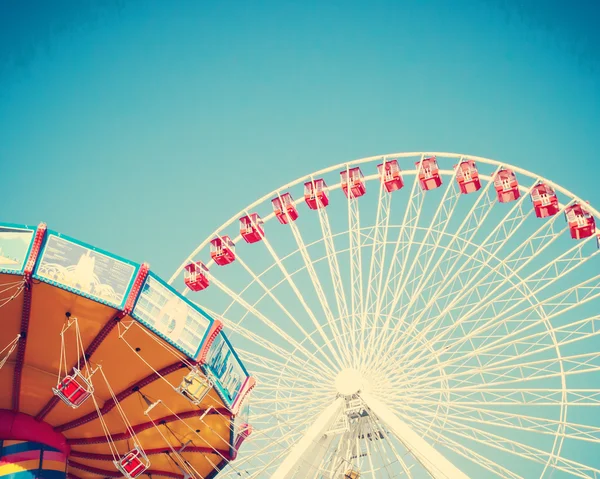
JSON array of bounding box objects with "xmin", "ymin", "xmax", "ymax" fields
[{"xmin": 0, "ymin": 223, "xmax": 254, "ymax": 479}]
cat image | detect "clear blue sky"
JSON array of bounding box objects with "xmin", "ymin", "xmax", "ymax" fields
[{"xmin": 1, "ymin": 0, "xmax": 598, "ymax": 277}]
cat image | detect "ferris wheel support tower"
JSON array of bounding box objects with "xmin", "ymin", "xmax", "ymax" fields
[{"xmin": 272, "ymin": 370, "xmax": 471, "ymax": 479}]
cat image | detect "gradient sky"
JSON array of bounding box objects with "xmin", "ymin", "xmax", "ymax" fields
[{"xmin": 0, "ymin": 0, "xmax": 598, "ymax": 278}]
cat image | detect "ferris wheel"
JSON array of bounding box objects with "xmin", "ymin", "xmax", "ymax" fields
[{"xmin": 169, "ymin": 152, "xmax": 600, "ymax": 479}]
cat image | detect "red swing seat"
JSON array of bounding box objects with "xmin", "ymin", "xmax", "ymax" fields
[
  {"xmin": 52, "ymin": 367, "xmax": 93, "ymax": 408},
  {"xmin": 114, "ymin": 446, "xmax": 150, "ymax": 478}
]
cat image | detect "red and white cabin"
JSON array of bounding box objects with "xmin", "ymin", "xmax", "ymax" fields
[
  {"xmin": 416, "ymin": 157, "xmax": 442, "ymax": 191},
  {"xmin": 377, "ymin": 160, "xmax": 404, "ymax": 193},
  {"xmin": 565, "ymin": 204, "xmax": 596, "ymax": 239},
  {"xmin": 494, "ymin": 168, "xmax": 520, "ymax": 203},
  {"xmin": 454, "ymin": 160, "xmax": 481, "ymax": 194},
  {"xmin": 240, "ymin": 213, "xmax": 264, "ymax": 243},
  {"xmin": 210, "ymin": 236, "xmax": 236, "ymax": 266},
  {"xmin": 114, "ymin": 446, "xmax": 150, "ymax": 478},
  {"xmin": 531, "ymin": 183, "xmax": 560, "ymax": 218},
  {"xmin": 272, "ymin": 193, "xmax": 299, "ymax": 224},
  {"xmin": 340, "ymin": 167, "xmax": 366, "ymax": 198},
  {"xmin": 53, "ymin": 368, "xmax": 93, "ymax": 408},
  {"xmin": 304, "ymin": 178, "xmax": 329, "ymax": 209},
  {"xmin": 184, "ymin": 261, "xmax": 209, "ymax": 291}
]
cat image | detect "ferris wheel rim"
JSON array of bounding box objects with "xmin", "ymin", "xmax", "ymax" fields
[{"xmin": 168, "ymin": 151, "xmax": 599, "ymax": 288}]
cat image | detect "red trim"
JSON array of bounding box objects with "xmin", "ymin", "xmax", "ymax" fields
[
  {"xmin": 196, "ymin": 320, "xmax": 223, "ymax": 364},
  {"xmin": 0, "ymin": 409, "xmax": 70, "ymax": 456},
  {"xmin": 123, "ymin": 263, "xmax": 150, "ymax": 314},
  {"xmin": 56, "ymin": 361, "xmax": 187, "ymax": 432},
  {"xmin": 67, "ymin": 474, "xmax": 83, "ymax": 479},
  {"xmin": 69, "ymin": 446, "xmax": 230, "ymax": 461},
  {"xmin": 36, "ymin": 311, "xmax": 123, "ymax": 422},
  {"xmin": 67, "ymin": 408, "xmax": 231, "ymax": 445},
  {"xmin": 24, "ymin": 223, "xmax": 47, "ymax": 277},
  {"xmin": 68, "ymin": 461, "xmax": 186, "ymax": 478},
  {"xmin": 230, "ymin": 376, "xmax": 256, "ymax": 416},
  {"xmin": 12, "ymin": 285, "xmax": 32, "ymax": 411}
]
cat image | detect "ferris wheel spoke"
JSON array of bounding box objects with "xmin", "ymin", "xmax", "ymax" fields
[
  {"xmin": 244, "ymin": 207, "xmax": 347, "ymax": 372},
  {"xmin": 381, "ymin": 163, "xmax": 462, "ymax": 327},
  {"xmin": 397, "ymin": 311, "xmax": 600, "ymax": 389},
  {"xmin": 394, "ymin": 171, "xmax": 499, "ymax": 321},
  {"xmin": 410, "ymin": 400, "xmax": 600, "ymax": 444},
  {"xmin": 240, "ymin": 351, "xmax": 330, "ymax": 386},
  {"xmin": 286, "ymin": 219, "xmax": 349, "ymax": 369},
  {"xmin": 419, "ymin": 412, "xmax": 600, "ymax": 479},
  {"xmin": 230, "ymin": 253, "xmax": 346, "ymax": 370},
  {"xmin": 344, "ymin": 166, "xmax": 365, "ymax": 369},
  {"xmin": 397, "ymin": 413, "xmax": 526, "ymax": 479},
  {"xmin": 395, "ymin": 271, "xmax": 600, "ymax": 381},
  {"xmin": 376, "ymin": 433, "xmax": 415, "ymax": 478},
  {"xmin": 314, "ymin": 197, "xmax": 353, "ymax": 363},
  {"xmin": 228, "ymin": 416, "xmax": 317, "ymax": 475},
  {"xmin": 375, "ymin": 178, "xmax": 540, "ymax": 370},
  {"xmin": 365, "ymin": 160, "xmax": 427, "ymax": 368},
  {"xmin": 416, "ymin": 202, "xmax": 578, "ymax": 349},
  {"xmin": 396, "ymin": 349, "xmax": 600, "ymax": 395},
  {"xmin": 209, "ymin": 307, "xmax": 332, "ymax": 380},
  {"xmin": 364, "ymin": 161, "xmax": 392, "ymax": 321},
  {"xmin": 251, "ymin": 398, "xmax": 331, "ymax": 424},
  {"xmin": 374, "ymin": 172, "xmax": 462, "ymax": 368},
  {"xmin": 210, "ymin": 275, "xmax": 337, "ymax": 373}
]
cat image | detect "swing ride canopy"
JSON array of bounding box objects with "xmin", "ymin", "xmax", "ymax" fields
[{"xmin": 0, "ymin": 222, "xmax": 254, "ymax": 479}]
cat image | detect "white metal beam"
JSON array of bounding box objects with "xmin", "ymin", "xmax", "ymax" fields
[
  {"xmin": 361, "ymin": 392, "xmax": 471, "ymax": 479},
  {"xmin": 271, "ymin": 397, "xmax": 345, "ymax": 479}
]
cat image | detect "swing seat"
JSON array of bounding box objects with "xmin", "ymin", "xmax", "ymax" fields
[
  {"xmin": 176, "ymin": 368, "xmax": 213, "ymax": 405},
  {"xmin": 52, "ymin": 368, "xmax": 93, "ymax": 408},
  {"xmin": 114, "ymin": 447, "xmax": 150, "ymax": 478}
]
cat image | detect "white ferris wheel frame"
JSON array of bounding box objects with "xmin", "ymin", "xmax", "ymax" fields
[{"xmin": 168, "ymin": 152, "xmax": 600, "ymax": 479}]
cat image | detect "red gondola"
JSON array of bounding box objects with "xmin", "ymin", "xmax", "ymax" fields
[
  {"xmin": 565, "ymin": 204, "xmax": 596, "ymax": 239},
  {"xmin": 304, "ymin": 179, "xmax": 329, "ymax": 209},
  {"xmin": 210, "ymin": 236, "xmax": 236, "ymax": 266},
  {"xmin": 272, "ymin": 193, "xmax": 299, "ymax": 224},
  {"xmin": 531, "ymin": 183, "xmax": 560, "ymax": 218},
  {"xmin": 341, "ymin": 167, "xmax": 366, "ymax": 198},
  {"xmin": 454, "ymin": 160, "xmax": 481, "ymax": 194},
  {"xmin": 52, "ymin": 368, "xmax": 93, "ymax": 408},
  {"xmin": 240, "ymin": 213, "xmax": 264, "ymax": 243},
  {"xmin": 377, "ymin": 160, "xmax": 404, "ymax": 193},
  {"xmin": 184, "ymin": 261, "xmax": 209, "ymax": 291},
  {"xmin": 494, "ymin": 168, "xmax": 520, "ymax": 203},
  {"xmin": 114, "ymin": 446, "xmax": 150, "ymax": 478},
  {"xmin": 416, "ymin": 157, "xmax": 442, "ymax": 191}
]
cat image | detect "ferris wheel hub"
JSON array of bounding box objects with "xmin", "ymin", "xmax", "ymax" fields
[{"xmin": 335, "ymin": 368, "xmax": 366, "ymax": 396}]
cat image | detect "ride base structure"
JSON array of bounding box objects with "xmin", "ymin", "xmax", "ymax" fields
[{"xmin": 0, "ymin": 222, "xmax": 254, "ymax": 479}]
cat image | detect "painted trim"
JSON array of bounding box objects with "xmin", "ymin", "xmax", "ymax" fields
[
  {"xmin": 122, "ymin": 263, "xmax": 150, "ymax": 314},
  {"xmin": 230, "ymin": 377, "xmax": 256, "ymax": 416},
  {"xmin": 196, "ymin": 320, "xmax": 223, "ymax": 364},
  {"xmin": 23, "ymin": 223, "xmax": 46, "ymax": 277}
]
